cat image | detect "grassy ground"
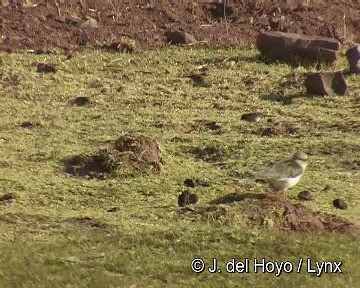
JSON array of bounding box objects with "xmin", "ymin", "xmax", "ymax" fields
[{"xmin": 0, "ymin": 47, "xmax": 359, "ymax": 287}]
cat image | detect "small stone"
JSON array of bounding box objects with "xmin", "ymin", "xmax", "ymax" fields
[
  {"xmin": 178, "ymin": 190, "xmax": 199, "ymax": 207},
  {"xmin": 333, "ymin": 198, "xmax": 347, "ymax": 210},
  {"xmin": 298, "ymin": 191, "xmax": 313, "ymax": 201}
]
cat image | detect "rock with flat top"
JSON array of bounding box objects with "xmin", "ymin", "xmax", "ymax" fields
[
  {"xmin": 305, "ymin": 71, "xmax": 347, "ymax": 96},
  {"xmin": 257, "ymin": 31, "xmax": 340, "ymax": 63}
]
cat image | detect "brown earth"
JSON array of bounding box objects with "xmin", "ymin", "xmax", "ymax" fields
[
  {"xmin": 63, "ymin": 133, "xmax": 163, "ymax": 179},
  {"xmin": 0, "ymin": 0, "xmax": 359, "ymax": 52},
  {"xmin": 189, "ymin": 193, "xmax": 359, "ymax": 235}
]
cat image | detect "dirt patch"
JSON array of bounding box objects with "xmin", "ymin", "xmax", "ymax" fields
[
  {"xmin": 189, "ymin": 144, "xmax": 226, "ymax": 162},
  {"xmin": 0, "ymin": 1, "xmax": 359, "ymax": 52},
  {"xmin": 188, "ymin": 119, "xmax": 222, "ymax": 133},
  {"xmin": 63, "ymin": 148, "xmax": 119, "ymax": 179},
  {"xmin": 189, "ymin": 193, "xmax": 359, "ymax": 235},
  {"xmin": 66, "ymin": 216, "xmax": 109, "ymax": 230},
  {"xmin": 64, "ymin": 133, "xmax": 163, "ymax": 179}
]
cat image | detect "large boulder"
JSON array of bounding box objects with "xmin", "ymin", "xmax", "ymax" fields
[
  {"xmin": 305, "ymin": 71, "xmax": 347, "ymax": 96},
  {"xmin": 257, "ymin": 31, "xmax": 340, "ymax": 63}
]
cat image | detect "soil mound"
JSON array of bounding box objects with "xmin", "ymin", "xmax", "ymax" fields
[
  {"xmin": 114, "ymin": 133, "xmax": 163, "ymax": 173},
  {"xmin": 188, "ymin": 193, "xmax": 359, "ymax": 235},
  {"xmin": 63, "ymin": 133, "xmax": 163, "ymax": 179}
]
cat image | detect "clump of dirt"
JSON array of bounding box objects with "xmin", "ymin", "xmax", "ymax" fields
[
  {"xmin": 114, "ymin": 133, "xmax": 163, "ymax": 173},
  {"xmin": 1, "ymin": 1, "xmax": 359, "ymax": 52},
  {"xmin": 190, "ymin": 193, "xmax": 358, "ymax": 235},
  {"xmin": 64, "ymin": 133, "xmax": 163, "ymax": 179}
]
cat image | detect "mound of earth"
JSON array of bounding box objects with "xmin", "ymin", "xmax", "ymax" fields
[
  {"xmin": 188, "ymin": 193, "xmax": 359, "ymax": 235},
  {"xmin": 0, "ymin": 0, "xmax": 359, "ymax": 52},
  {"xmin": 114, "ymin": 133, "xmax": 163, "ymax": 173},
  {"xmin": 63, "ymin": 133, "xmax": 163, "ymax": 179}
]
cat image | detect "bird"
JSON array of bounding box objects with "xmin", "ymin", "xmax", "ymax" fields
[{"xmin": 254, "ymin": 151, "xmax": 308, "ymax": 192}]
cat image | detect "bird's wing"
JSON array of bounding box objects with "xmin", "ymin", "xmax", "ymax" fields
[{"xmin": 255, "ymin": 159, "xmax": 303, "ymax": 180}]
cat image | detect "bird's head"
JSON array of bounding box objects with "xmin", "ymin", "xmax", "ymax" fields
[{"xmin": 292, "ymin": 151, "xmax": 308, "ymax": 161}]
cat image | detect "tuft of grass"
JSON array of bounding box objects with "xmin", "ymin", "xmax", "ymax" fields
[{"xmin": 0, "ymin": 47, "xmax": 359, "ymax": 287}]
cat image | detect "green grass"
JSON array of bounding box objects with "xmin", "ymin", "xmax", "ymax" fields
[{"xmin": 0, "ymin": 47, "xmax": 359, "ymax": 287}]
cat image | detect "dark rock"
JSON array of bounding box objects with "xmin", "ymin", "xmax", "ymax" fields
[
  {"xmin": 305, "ymin": 71, "xmax": 347, "ymax": 96},
  {"xmin": 346, "ymin": 45, "xmax": 360, "ymax": 74},
  {"xmin": 333, "ymin": 198, "xmax": 347, "ymax": 210},
  {"xmin": 188, "ymin": 193, "xmax": 199, "ymax": 205},
  {"xmin": 178, "ymin": 191, "xmax": 189, "ymax": 207},
  {"xmin": 257, "ymin": 31, "xmax": 340, "ymax": 63},
  {"xmin": 165, "ymin": 29, "xmax": 197, "ymax": 45},
  {"xmin": 298, "ymin": 191, "xmax": 313, "ymax": 201},
  {"xmin": 37, "ymin": 63, "xmax": 57, "ymax": 73},
  {"xmin": 178, "ymin": 190, "xmax": 199, "ymax": 207}
]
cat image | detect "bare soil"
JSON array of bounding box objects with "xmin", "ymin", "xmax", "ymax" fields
[{"xmin": 1, "ymin": 0, "xmax": 359, "ymax": 52}]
